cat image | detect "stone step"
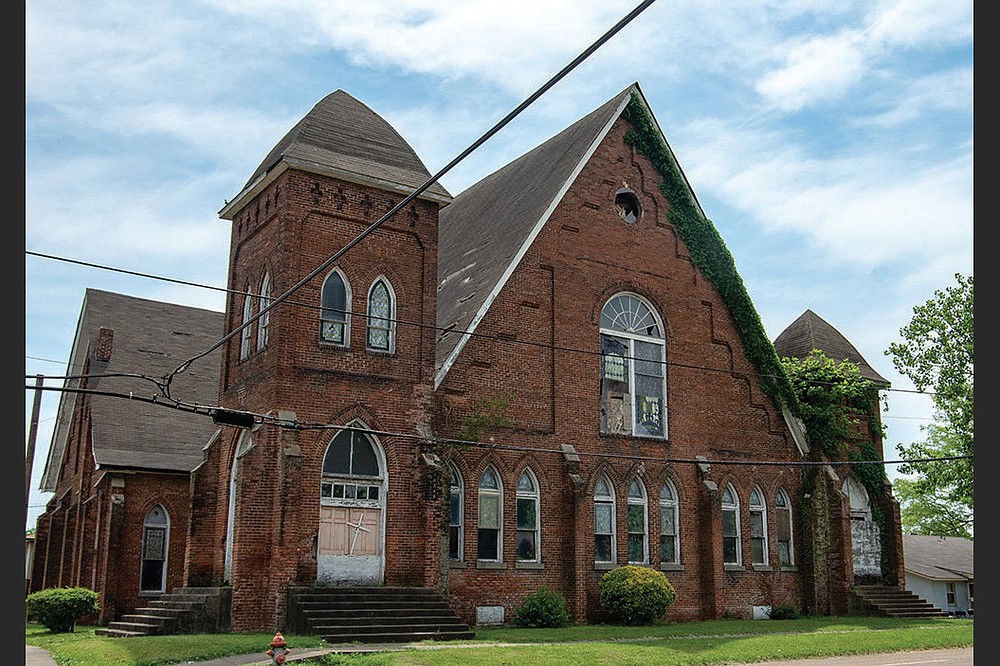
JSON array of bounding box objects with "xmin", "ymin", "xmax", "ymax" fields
[{"xmin": 320, "ymin": 629, "xmax": 477, "ymax": 644}]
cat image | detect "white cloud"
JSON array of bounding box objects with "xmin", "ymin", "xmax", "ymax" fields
[{"xmin": 755, "ymin": 33, "xmax": 866, "ymax": 111}]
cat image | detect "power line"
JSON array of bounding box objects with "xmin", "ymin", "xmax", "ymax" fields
[
  {"xmin": 161, "ymin": 0, "xmax": 660, "ymax": 391},
  {"xmin": 25, "ymin": 250, "xmax": 940, "ymax": 400},
  {"xmin": 23, "ymin": 381, "xmax": 969, "ymax": 470}
]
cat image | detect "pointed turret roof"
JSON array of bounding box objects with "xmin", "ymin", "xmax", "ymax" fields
[
  {"xmin": 773, "ymin": 309, "xmax": 889, "ymax": 386},
  {"xmin": 220, "ymin": 90, "xmax": 451, "ymax": 219}
]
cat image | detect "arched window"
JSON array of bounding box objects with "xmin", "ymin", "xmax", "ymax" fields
[
  {"xmin": 448, "ymin": 464, "xmax": 464, "ymax": 561},
  {"xmin": 594, "ymin": 474, "xmax": 616, "ymax": 564},
  {"xmin": 477, "ymin": 466, "xmax": 502, "ymax": 561},
  {"xmin": 366, "ymin": 278, "xmax": 395, "ymax": 352},
  {"xmin": 140, "ymin": 504, "xmax": 169, "ymax": 593},
  {"xmin": 844, "ymin": 477, "xmax": 872, "ymax": 522},
  {"xmin": 257, "ymin": 272, "xmax": 271, "ymax": 351},
  {"xmin": 320, "ymin": 269, "xmax": 351, "ymax": 346},
  {"xmin": 775, "ymin": 489, "xmax": 794, "ymax": 566},
  {"xmin": 516, "ymin": 468, "xmax": 540, "ymax": 562},
  {"xmin": 659, "ymin": 479, "xmax": 679, "ymax": 565},
  {"xmin": 600, "ymin": 293, "xmax": 667, "ymax": 438},
  {"xmin": 627, "ymin": 478, "xmax": 648, "ymax": 564},
  {"xmin": 749, "ymin": 486, "xmax": 768, "ymax": 565},
  {"xmin": 722, "ymin": 483, "xmax": 741, "ymax": 565},
  {"xmin": 240, "ymin": 281, "xmax": 253, "ymax": 360}
]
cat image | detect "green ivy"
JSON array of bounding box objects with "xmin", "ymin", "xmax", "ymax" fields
[{"xmin": 622, "ymin": 94, "xmax": 799, "ymax": 414}]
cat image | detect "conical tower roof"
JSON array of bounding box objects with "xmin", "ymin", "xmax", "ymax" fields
[{"xmin": 774, "ymin": 309, "xmax": 889, "ymax": 386}]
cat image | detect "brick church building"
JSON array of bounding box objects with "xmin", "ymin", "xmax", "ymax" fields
[{"xmin": 30, "ymin": 82, "xmax": 904, "ymax": 631}]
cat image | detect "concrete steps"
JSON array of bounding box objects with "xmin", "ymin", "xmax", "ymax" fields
[
  {"xmin": 95, "ymin": 587, "xmax": 231, "ymax": 637},
  {"xmin": 851, "ymin": 585, "xmax": 949, "ymax": 619},
  {"xmin": 286, "ymin": 586, "xmax": 475, "ymax": 644}
]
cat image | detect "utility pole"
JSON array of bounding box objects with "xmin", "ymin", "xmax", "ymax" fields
[{"xmin": 26, "ymin": 374, "xmax": 43, "ymax": 531}]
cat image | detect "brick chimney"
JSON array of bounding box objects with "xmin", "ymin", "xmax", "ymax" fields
[{"xmin": 94, "ymin": 327, "xmax": 114, "ymax": 362}]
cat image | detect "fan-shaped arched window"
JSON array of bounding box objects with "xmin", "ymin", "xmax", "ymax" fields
[
  {"xmin": 448, "ymin": 464, "xmax": 464, "ymax": 561},
  {"xmin": 749, "ymin": 486, "xmax": 768, "ymax": 565},
  {"xmin": 775, "ymin": 489, "xmax": 794, "ymax": 566},
  {"xmin": 140, "ymin": 504, "xmax": 169, "ymax": 593},
  {"xmin": 627, "ymin": 478, "xmax": 648, "ymax": 564},
  {"xmin": 257, "ymin": 272, "xmax": 271, "ymax": 351},
  {"xmin": 367, "ymin": 278, "xmax": 395, "ymax": 352},
  {"xmin": 320, "ymin": 269, "xmax": 351, "ymax": 346},
  {"xmin": 240, "ymin": 281, "xmax": 253, "ymax": 360},
  {"xmin": 594, "ymin": 474, "xmax": 616, "ymax": 564},
  {"xmin": 722, "ymin": 483, "xmax": 741, "ymax": 565},
  {"xmin": 600, "ymin": 293, "xmax": 667, "ymax": 438},
  {"xmin": 478, "ymin": 466, "xmax": 502, "ymax": 561},
  {"xmin": 659, "ymin": 479, "xmax": 679, "ymax": 565},
  {"xmin": 516, "ymin": 468, "xmax": 540, "ymax": 562}
]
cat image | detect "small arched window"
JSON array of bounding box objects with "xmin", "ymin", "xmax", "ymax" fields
[
  {"xmin": 448, "ymin": 464, "xmax": 464, "ymax": 561},
  {"xmin": 477, "ymin": 466, "xmax": 502, "ymax": 562},
  {"xmin": 140, "ymin": 504, "xmax": 169, "ymax": 593},
  {"xmin": 722, "ymin": 483, "xmax": 741, "ymax": 566},
  {"xmin": 627, "ymin": 478, "xmax": 648, "ymax": 564},
  {"xmin": 320, "ymin": 269, "xmax": 351, "ymax": 346},
  {"xmin": 367, "ymin": 278, "xmax": 395, "ymax": 352},
  {"xmin": 516, "ymin": 468, "xmax": 540, "ymax": 562},
  {"xmin": 659, "ymin": 479, "xmax": 679, "ymax": 565},
  {"xmin": 749, "ymin": 486, "xmax": 768, "ymax": 565},
  {"xmin": 594, "ymin": 474, "xmax": 616, "ymax": 564},
  {"xmin": 257, "ymin": 272, "xmax": 271, "ymax": 351},
  {"xmin": 614, "ymin": 188, "xmax": 641, "ymax": 224},
  {"xmin": 600, "ymin": 293, "xmax": 667, "ymax": 438},
  {"xmin": 775, "ymin": 489, "xmax": 794, "ymax": 566},
  {"xmin": 240, "ymin": 281, "xmax": 253, "ymax": 360}
]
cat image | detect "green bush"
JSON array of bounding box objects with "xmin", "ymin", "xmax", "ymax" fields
[
  {"xmin": 768, "ymin": 603, "xmax": 800, "ymax": 620},
  {"xmin": 512, "ymin": 588, "xmax": 571, "ymax": 628},
  {"xmin": 598, "ymin": 565, "xmax": 676, "ymax": 625},
  {"xmin": 25, "ymin": 587, "xmax": 99, "ymax": 633}
]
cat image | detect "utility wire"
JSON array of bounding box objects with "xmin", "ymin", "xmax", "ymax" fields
[
  {"xmin": 24, "ymin": 382, "xmax": 968, "ymax": 469},
  {"xmin": 161, "ymin": 0, "xmax": 659, "ymax": 391},
  {"xmin": 25, "ymin": 250, "xmax": 938, "ymax": 400}
]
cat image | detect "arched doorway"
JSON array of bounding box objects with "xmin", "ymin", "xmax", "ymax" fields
[{"xmin": 317, "ymin": 423, "xmax": 386, "ymax": 584}]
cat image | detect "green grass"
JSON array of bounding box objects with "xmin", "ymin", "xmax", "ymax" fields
[{"xmin": 26, "ymin": 617, "xmax": 973, "ymax": 666}]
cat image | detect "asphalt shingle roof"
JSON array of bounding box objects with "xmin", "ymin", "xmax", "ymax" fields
[
  {"xmin": 773, "ymin": 309, "xmax": 889, "ymax": 385},
  {"xmin": 903, "ymin": 534, "xmax": 974, "ymax": 580}
]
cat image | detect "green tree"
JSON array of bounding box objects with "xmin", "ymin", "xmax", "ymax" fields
[{"xmin": 885, "ymin": 273, "xmax": 973, "ymax": 536}]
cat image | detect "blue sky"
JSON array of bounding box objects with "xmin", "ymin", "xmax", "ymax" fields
[{"xmin": 25, "ymin": 0, "xmax": 973, "ymax": 531}]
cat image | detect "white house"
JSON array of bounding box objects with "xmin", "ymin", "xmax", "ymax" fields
[{"xmin": 903, "ymin": 534, "xmax": 973, "ymax": 616}]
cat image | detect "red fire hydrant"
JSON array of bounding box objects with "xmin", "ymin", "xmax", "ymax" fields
[{"xmin": 266, "ymin": 631, "xmax": 291, "ymax": 665}]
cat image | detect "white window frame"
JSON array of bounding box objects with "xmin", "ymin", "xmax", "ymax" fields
[
  {"xmin": 240, "ymin": 281, "xmax": 253, "ymax": 360},
  {"xmin": 627, "ymin": 478, "xmax": 649, "ymax": 564},
  {"xmin": 257, "ymin": 272, "xmax": 271, "ymax": 351},
  {"xmin": 659, "ymin": 479, "xmax": 679, "ymax": 565},
  {"xmin": 515, "ymin": 468, "xmax": 540, "ymax": 563},
  {"xmin": 320, "ymin": 268, "xmax": 352, "ymax": 347},
  {"xmin": 775, "ymin": 489, "xmax": 794, "ymax": 566},
  {"xmin": 594, "ymin": 474, "xmax": 617, "ymax": 564},
  {"xmin": 477, "ymin": 465, "xmax": 503, "ymax": 562},
  {"xmin": 366, "ymin": 277, "xmax": 396, "ymax": 353},
  {"xmin": 599, "ymin": 293, "xmax": 667, "ymax": 439},
  {"xmin": 749, "ymin": 486, "xmax": 768, "ymax": 566},
  {"xmin": 448, "ymin": 463, "xmax": 464, "ymax": 561},
  {"xmin": 722, "ymin": 483, "xmax": 742, "ymax": 566}
]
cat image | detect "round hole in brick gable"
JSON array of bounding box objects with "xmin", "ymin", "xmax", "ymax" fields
[{"xmin": 614, "ymin": 188, "xmax": 641, "ymax": 224}]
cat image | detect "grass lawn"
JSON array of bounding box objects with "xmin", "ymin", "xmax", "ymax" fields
[{"xmin": 26, "ymin": 616, "xmax": 973, "ymax": 666}]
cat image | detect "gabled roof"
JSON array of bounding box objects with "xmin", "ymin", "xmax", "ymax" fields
[
  {"xmin": 435, "ymin": 83, "xmax": 678, "ymax": 386},
  {"xmin": 903, "ymin": 534, "xmax": 974, "ymax": 581},
  {"xmin": 41, "ymin": 290, "xmax": 224, "ymax": 490},
  {"xmin": 773, "ymin": 309, "xmax": 889, "ymax": 386},
  {"xmin": 219, "ymin": 89, "xmax": 452, "ymax": 220}
]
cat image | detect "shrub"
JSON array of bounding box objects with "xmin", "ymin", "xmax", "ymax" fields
[
  {"xmin": 768, "ymin": 603, "xmax": 801, "ymax": 620},
  {"xmin": 512, "ymin": 588, "xmax": 571, "ymax": 628},
  {"xmin": 598, "ymin": 565, "xmax": 676, "ymax": 625},
  {"xmin": 25, "ymin": 587, "xmax": 99, "ymax": 633}
]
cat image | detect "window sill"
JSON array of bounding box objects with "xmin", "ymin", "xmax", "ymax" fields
[
  {"xmin": 476, "ymin": 561, "xmax": 506, "ymax": 570},
  {"xmin": 448, "ymin": 560, "xmax": 467, "ymax": 569},
  {"xmin": 594, "ymin": 562, "xmax": 616, "ymax": 571},
  {"xmin": 752, "ymin": 564, "xmax": 771, "ymax": 572},
  {"xmin": 723, "ymin": 564, "xmax": 744, "ymax": 572},
  {"xmin": 660, "ymin": 562, "xmax": 684, "ymax": 571},
  {"xmin": 515, "ymin": 561, "xmax": 544, "ymax": 570},
  {"xmin": 779, "ymin": 565, "xmax": 798, "ymax": 572}
]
